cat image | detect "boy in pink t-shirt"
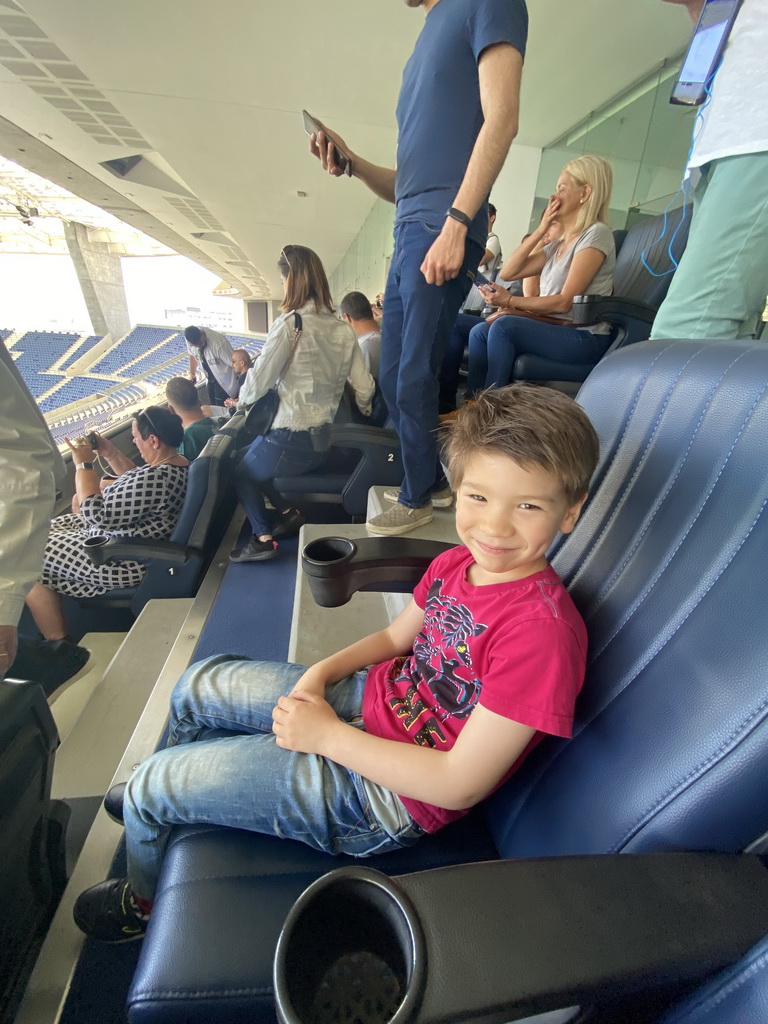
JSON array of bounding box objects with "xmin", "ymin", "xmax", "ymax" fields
[{"xmin": 74, "ymin": 384, "xmax": 599, "ymax": 942}]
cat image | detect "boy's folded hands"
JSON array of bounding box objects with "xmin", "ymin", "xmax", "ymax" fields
[{"xmin": 272, "ymin": 692, "xmax": 341, "ymax": 754}]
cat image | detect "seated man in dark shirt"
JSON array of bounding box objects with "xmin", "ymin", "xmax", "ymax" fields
[{"xmin": 165, "ymin": 377, "xmax": 217, "ymax": 461}]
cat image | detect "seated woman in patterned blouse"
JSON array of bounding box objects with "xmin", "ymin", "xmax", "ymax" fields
[{"xmin": 24, "ymin": 406, "xmax": 188, "ymax": 667}]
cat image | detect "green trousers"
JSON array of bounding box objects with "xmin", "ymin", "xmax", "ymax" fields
[{"xmin": 651, "ymin": 152, "xmax": 768, "ymax": 341}]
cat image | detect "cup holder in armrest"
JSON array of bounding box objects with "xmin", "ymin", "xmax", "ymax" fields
[
  {"xmin": 274, "ymin": 867, "xmax": 425, "ymax": 1024},
  {"xmin": 83, "ymin": 535, "xmax": 110, "ymax": 565},
  {"xmin": 301, "ymin": 537, "xmax": 455, "ymax": 607}
]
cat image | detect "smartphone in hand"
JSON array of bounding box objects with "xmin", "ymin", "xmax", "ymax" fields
[{"xmin": 302, "ymin": 109, "xmax": 353, "ymax": 176}]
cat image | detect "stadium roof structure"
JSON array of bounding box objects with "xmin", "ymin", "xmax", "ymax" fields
[
  {"xmin": 0, "ymin": 155, "xmax": 173, "ymax": 255},
  {"xmin": 0, "ymin": 1, "xmax": 691, "ymax": 299}
]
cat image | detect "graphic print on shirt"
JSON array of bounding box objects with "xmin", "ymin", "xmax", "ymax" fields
[{"xmin": 387, "ymin": 577, "xmax": 487, "ymax": 747}]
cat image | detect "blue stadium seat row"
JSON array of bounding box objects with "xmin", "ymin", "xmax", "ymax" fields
[
  {"xmin": 59, "ymin": 335, "xmax": 103, "ymax": 371},
  {"xmin": 38, "ymin": 377, "xmax": 121, "ymax": 415},
  {"xmin": 89, "ymin": 327, "xmax": 179, "ymax": 376}
]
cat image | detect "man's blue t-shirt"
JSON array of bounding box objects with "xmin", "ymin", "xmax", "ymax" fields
[{"xmin": 394, "ymin": 0, "xmax": 528, "ymax": 248}]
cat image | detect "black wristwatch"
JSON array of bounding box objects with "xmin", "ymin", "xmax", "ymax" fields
[
  {"xmin": 77, "ymin": 462, "xmax": 94, "ymax": 471},
  {"xmin": 445, "ymin": 206, "xmax": 471, "ymax": 228}
]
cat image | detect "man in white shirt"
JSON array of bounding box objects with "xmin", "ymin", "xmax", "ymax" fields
[
  {"xmin": 652, "ymin": 0, "xmax": 768, "ymax": 340},
  {"xmin": 340, "ymin": 292, "xmax": 382, "ymax": 380},
  {"xmin": 184, "ymin": 326, "xmax": 238, "ymax": 407}
]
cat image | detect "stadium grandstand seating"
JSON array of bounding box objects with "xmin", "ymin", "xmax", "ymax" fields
[
  {"xmin": 6, "ymin": 323, "xmax": 266, "ymax": 449},
  {"xmin": 11, "ymin": 331, "xmax": 78, "ymax": 396},
  {"xmin": 58, "ymin": 334, "xmax": 102, "ymax": 371},
  {"xmin": 124, "ymin": 334, "xmax": 186, "ymax": 379},
  {"xmin": 37, "ymin": 376, "xmax": 121, "ymax": 415},
  {"xmin": 89, "ymin": 326, "xmax": 179, "ymax": 376}
]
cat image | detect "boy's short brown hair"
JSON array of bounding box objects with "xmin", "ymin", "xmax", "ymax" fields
[{"xmin": 443, "ymin": 385, "xmax": 599, "ymax": 504}]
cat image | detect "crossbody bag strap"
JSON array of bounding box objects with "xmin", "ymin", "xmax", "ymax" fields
[{"xmin": 273, "ymin": 311, "xmax": 303, "ymax": 389}]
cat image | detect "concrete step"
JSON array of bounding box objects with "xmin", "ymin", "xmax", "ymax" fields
[{"xmin": 52, "ymin": 597, "xmax": 193, "ymax": 799}]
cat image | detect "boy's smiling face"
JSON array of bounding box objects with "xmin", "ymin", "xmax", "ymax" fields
[{"xmin": 455, "ymin": 451, "xmax": 586, "ymax": 586}]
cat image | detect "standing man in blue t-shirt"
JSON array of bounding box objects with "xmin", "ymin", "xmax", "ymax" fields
[{"xmin": 310, "ymin": 0, "xmax": 528, "ymax": 535}]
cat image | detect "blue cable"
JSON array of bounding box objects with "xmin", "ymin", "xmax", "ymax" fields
[{"xmin": 640, "ymin": 56, "xmax": 722, "ymax": 277}]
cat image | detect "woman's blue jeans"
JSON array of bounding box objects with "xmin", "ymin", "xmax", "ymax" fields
[
  {"xmin": 124, "ymin": 656, "xmax": 423, "ymax": 898},
  {"xmin": 234, "ymin": 428, "xmax": 325, "ymax": 536},
  {"xmin": 381, "ymin": 221, "xmax": 482, "ymax": 507},
  {"xmin": 467, "ymin": 315, "xmax": 611, "ymax": 392}
]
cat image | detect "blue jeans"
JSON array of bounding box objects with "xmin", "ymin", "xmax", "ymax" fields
[
  {"xmin": 235, "ymin": 428, "xmax": 325, "ymax": 536},
  {"xmin": 124, "ymin": 656, "xmax": 423, "ymax": 898},
  {"xmin": 381, "ymin": 221, "xmax": 482, "ymax": 507},
  {"xmin": 439, "ymin": 312, "xmax": 484, "ymax": 412},
  {"xmin": 467, "ymin": 315, "xmax": 612, "ymax": 393}
]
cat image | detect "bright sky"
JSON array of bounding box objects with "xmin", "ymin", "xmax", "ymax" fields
[{"xmin": 0, "ymin": 253, "xmax": 245, "ymax": 333}]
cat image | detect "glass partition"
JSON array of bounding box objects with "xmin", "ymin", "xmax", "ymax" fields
[{"xmin": 532, "ymin": 57, "xmax": 698, "ymax": 232}]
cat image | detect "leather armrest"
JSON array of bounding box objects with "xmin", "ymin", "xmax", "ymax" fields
[
  {"xmin": 275, "ymin": 854, "xmax": 768, "ymax": 1024},
  {"xmin": 83, "ymin": 535, "xmax": 194, "ymax": 567},
  {"xmin": 309, "ymin": 423, "xmax": 400, "ymax": 453},
  {"xmin": 302, "ymin": 537, "xmax": 454, "ymax": 607},
  {"xmin": 572, "ymin": 293, "xmax": 657, "ymax": 326}
]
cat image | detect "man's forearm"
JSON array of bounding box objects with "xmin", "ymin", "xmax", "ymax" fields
[
  {"xmin": 352, "ymin": 155, "xmax": 397, "ymax": 204},
  {"xmin": 451, "ymin": 117, "xmax": 518, "ymax": 222}
]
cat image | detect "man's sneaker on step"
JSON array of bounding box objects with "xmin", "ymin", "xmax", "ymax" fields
[
  {"xmin": 272, "ymin": 508, "xmax": 305, "ymax": 539},
  {"xmin": 7, "ymin": 637, "xmax": 91, "ymax": 701},
  {"xmin": 73, "ymin": 877, "xmax": 150, "ymax": 942},
  {"xmin": 229, "ymin": 537, "xmax": 278, "ymax": 563},
  {"xmin": 366, "ymin": 502, "xmax": 434, "ymax": 536},
  {"xmin": 383, "ymin": 486, "xmax": 453, "ymax": 508}
]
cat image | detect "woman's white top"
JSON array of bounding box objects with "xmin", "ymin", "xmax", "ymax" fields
[
  {"xmin": 238, "ymin": 302, "xmax": 375, "ymax": 430},
  {"xmin": 539, "ymin": 222, "xmax": 616, "ymax": 334}
]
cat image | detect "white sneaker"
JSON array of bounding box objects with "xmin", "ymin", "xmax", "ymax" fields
[
  {"xmin": 366, "ymin": 502, "xmax": 434, "ymax": 536},
  {"xmin": 383, "ymin": 486, "xmax": 453, "ymax": 509}
]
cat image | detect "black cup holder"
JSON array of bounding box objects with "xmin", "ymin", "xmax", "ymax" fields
[
  {"xmin": 301, "ymin": 537, "xmax": 454, "ymax": 608},
  {"xmin": 83, "ymin": 535, "xmax": 110, "ymax": 565},
  {"xmin": 274, "ymin": 868, "xmax": 425, "ymax": 1024},
  {"xmin": 302, "ymin": 537, "xmax": 357, "ymax": 572}
]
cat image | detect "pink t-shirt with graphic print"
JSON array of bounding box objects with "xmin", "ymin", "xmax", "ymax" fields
[{"xmin": 362, "ymin": 545, "xmax": 588, "ymax": 834}]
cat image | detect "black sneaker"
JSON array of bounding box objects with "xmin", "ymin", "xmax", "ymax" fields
[
  {"xmin": 229, "ymin": 537, "xmax": 278, "ymax": 563},
  {"xmin": 73, "ymin": 877, "xmax": 149, "ymax": 942},
  {"xmin": 103, "ymin": 782, "xmax": 127, "ymax": 825},
  {"xmin": 272, "ymin": 508, "xmax": 305, "ymax": 539},
  {"xmin": 7, "ymin": 638, "xmax": 91, "ymax": 700}
]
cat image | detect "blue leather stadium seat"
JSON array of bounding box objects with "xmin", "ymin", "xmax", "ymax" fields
[
  {"xmin": 656, "ymin": 931, "xmax": 768, "ymax": 1024},
  {"xmin": 127, "ymin": 339, "xmax": 768, "ymax": 1023}
]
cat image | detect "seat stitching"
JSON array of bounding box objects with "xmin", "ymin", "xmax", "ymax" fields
[
  {"xmin": 611, "ymin": 692, "xmax": 768, "ymax": 853},
  {"xmin": 591, "ymin": 381, "xmax": 768, "ymax": 661}
]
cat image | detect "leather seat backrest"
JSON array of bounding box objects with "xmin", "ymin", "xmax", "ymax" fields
[
  {"xmin": 169, "ymin": 432, "xmax": 234, "ymax": 551},
  {"xmin": 612, "ymin": 205, "xmax": 691, "ymax": 308},
  {"xmin": 655, "ymin": 931, "xmax": 768, "ymax": 1024},
  {"xmin": 487, "ymin": 340, "xmax": 768, "ymax": 859}
]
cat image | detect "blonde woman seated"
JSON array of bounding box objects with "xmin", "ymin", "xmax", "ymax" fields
[{"xmin": 467, "ymin": 155, "xmax": 616, "ymax": 392}]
